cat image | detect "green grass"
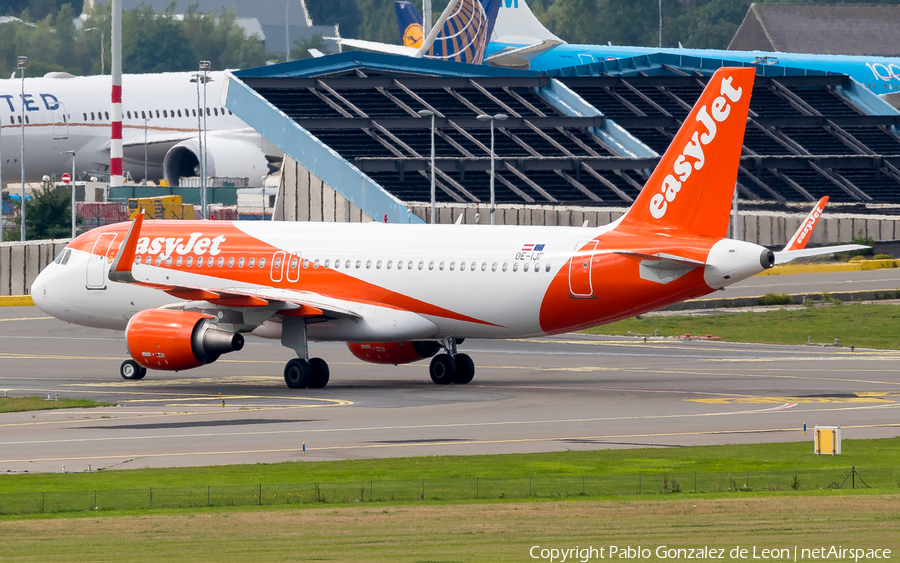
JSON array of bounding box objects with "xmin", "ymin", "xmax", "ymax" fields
[
  {"xmin": 0, "ymin": 396, "xmax": 116, "ymax": 414},
  {"xmin": 587, "ymin": 303, "xmax": 900, "ymax": 349},
  {"xmin": 2, "ymin": 438, "xmax": 898, "ymax": 494}
]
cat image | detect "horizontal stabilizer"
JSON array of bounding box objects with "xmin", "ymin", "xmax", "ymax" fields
[
  {"xmin": 326, "ymin": 37, "xmax": 418, "ymax": 57},
  {"xmin": 774, "ymin": 244, "xmax": 870, "ymax": 264}
]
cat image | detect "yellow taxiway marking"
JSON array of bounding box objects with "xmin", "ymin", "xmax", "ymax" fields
[
  {"xmin": 5, "ymin": 421, "xmax": 900, "ymax": 464},
  {"xmin": 690, "ymin": 394, "xmax": 898, "ymax": 405},
  {"xmin": 0, "ymin": 316, "xmax": 52, "ymax": 322}
]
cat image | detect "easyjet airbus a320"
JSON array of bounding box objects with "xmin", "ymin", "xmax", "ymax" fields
[{"xmin": 31, "ymin": 68, "xmax": 856, "ymax": 389}]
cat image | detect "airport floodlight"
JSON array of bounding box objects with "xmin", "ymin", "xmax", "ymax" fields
[
  {"xmin": 418, "ymin": 110, "xmax": 436, "ymax": 223},
  {"xmin": 19, "ymin": 57, "xmax": 26, "ymax": 241},
  {"xmin": 476, "ymin": 114, "xmax": 508, "ymax": 225},
  {"xmin": 17, "ymin": 56, "xmax": 27, "ymax": 70}
]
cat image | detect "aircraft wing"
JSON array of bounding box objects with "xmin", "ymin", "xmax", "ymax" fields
[
  {"xmin": 326, "ymin": 37, "xmax": 418, "ymax": 57},
  {"xmin": 107, "ymin": 213, "xmax": 361, "ymax": 322}
]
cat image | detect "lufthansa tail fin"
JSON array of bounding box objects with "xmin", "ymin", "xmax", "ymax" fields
[
  {"xmin": 395, "ymin": 1, "xmax": 424, "ymax": 48},
  {"xmin": 418, "ymin": 0, "xmax": 501, "ymax": 64},
  {"xmin": 618, "ymin": 67, "xmax": 755, "ymax": 238}
]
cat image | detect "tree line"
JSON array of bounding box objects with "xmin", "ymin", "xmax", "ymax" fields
[{"xmin": 0, "ymin": 1, "xmax": 267, "ymax": 78}]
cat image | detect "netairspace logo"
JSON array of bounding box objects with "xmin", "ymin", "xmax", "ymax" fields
[{"xmin": 529, "ymin": 545, "xmax": 892, "ymax": 562}]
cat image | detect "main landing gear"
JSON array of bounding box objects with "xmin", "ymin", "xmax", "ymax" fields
[
  {"xmin": 429, "ymin": 337, "xmax": 475, "ymax": 385},
  {"xmin": 280, "ymin": 316, "xmax": 330, "ymax": 389},
  {"xmin": 120, "ymin": 359, "xmax": 147, "ymax": 380},
  {"xmin": 283, "ymin": 357, "xmax": 330, "ymax": 389}
]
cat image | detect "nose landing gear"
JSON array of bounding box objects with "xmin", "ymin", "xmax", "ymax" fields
[{"xmin": 428, "ymin": 337, "xmax": 474, "ymax": 385}]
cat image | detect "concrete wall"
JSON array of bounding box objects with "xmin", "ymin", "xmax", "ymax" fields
[
  {"xmin": 276, "ymin": 159, "xmax": 373, "ymax": 223},
  {"xmin": 0, "ymin": 240, "xmax": 69, "ymax": 296}
]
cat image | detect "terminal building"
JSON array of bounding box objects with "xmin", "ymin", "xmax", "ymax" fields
[{"xmin": 223, "ymin": 51, "xmax": 900, "ymax": 247}]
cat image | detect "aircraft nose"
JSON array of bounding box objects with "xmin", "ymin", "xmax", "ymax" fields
[{"xmin": 31, "ymin": 262, "xmax": 64, "ymax": 316}]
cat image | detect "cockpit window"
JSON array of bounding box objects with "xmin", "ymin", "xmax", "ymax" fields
[{"xmin": 53, "ymin": 248, "xmax": 71, "ymax": 265}]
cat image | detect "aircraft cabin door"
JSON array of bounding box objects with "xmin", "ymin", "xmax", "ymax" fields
[
  {"xmin": 568, "ymin": 240, "xmax": 598, "ymax": 298},
  {"xmin": 270, "ymin": 250, "xmax": 286, "ymax": 282},
  {"xmin": 578, "ymin": 54, "xmax": 596, "ymax": 65},
  {"xmin": 85, "ymin": 232, "xmax": 117, "ymax": 290},
  {"xmin": 51, "ymin": 103, "xmax": 69, "ymax": 140}
]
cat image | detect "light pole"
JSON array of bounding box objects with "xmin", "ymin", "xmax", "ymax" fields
[
  {"xmin": 61, "ymin": 150, "xmax": 76, "ymax": 238},
  {"xmin": 476, "ymin": 112, "xmax": 507, "ymax": 225},
  {"xmin": 18, "ymin": 56, "xmax": 27, "ymax": 242},
  {"xmin": 417, "ymin": 109, "xmax": 436, "ymax": 224},
  {"xmin": 84, "ymin": 28, "xmax": 104, "ymax": 74},
  {"xmin": 198, "ymin": 60, "xmax": 210, "ymax": 219}
]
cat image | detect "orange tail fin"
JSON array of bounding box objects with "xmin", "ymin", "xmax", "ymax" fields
[
  {"xmin": 619, "ymin": 67, "xmax": 755, "ymax": 238},
  {"xmin": 783, "ymin": 196, "xmax": 829, "ymax": 251}
]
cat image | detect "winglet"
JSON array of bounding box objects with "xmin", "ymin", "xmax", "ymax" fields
[
  {"xmin": 783, "ymin": 196, "xmax": 828, "ymax": 252},
  {"xmin": 108, "ymin": 212, "xmax": 144, "ymax": 284}
]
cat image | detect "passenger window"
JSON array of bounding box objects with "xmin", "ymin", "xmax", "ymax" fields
[
  {"xmin": 439, "ymin": 261, "xmax": 445, "ymax": 270},
  {"xmin": 166, "ymin": 257, "xmax": 172, "ymax": 266},
  {"xmin": 155, "ymin": 256, "xmax": 162, "ymax": 266},
  {"xmin": 512, "ymin": 263, "xmax": 519, "ymax": 272},
  {"xmin": 481, "ymin": 262, "xmax": 487, "ymax": 271},
  {"xmin": 376, "ymin": 260, "xmax": 382, "ymax": 269},
  {"xmin": 249, "ymin": 258, "xmax": 255, "ymax": 268},
  {"xmin": 523, "ymin": 263, "xmax": 530, "ymax": 272},
  {"xmin": 471, "ymin": 262, "xmax": 476, "ymax": 271},
  {"xmin": 502, "ymin": 262, "xmax": 508, "ymax": 272},
  {"xmin": 83, "ymin": 113, "xmax": 87, "ymax": 121},
  {"xmin": 274, "ymin": 258, "xmax": 282, "ymax": 268},
  {"xmin": 176, "ymin": 257, "xmax": 183, "ymax": 266},
  {"xmin": 302, "ymin": 259, "xmax": 309, "ymax": 269},
  {"xmin": 177, "ymin": 109, "xmax": 182, "ymax": 117},
  {"xmin": 217, "ymin": 257, "xmax": 224, "ymax": 267},
  {"xmin": 141, "ymin": 111, "xmax": 146, "ymax": 119},
  {"xmin": 127, "ymin": 111, "xmax": 131, "ymax": 119},
  {"xmin": 356, "ymin": 260, "xmax": 361, "ymax": 269},
  {"xmin": 228, "ymin": 257, "xmax": 234, "ymax": 267},
  {"xmin": 409, "ymin": 261, "xmax": 415, "ymax": 270},
  {"xmin": 214, "ymin": 107, "xmax": 218, "ymax": 116},
  {"xmin": 145, "ymin": 256, "xmax": 151, "ymax": 265},
  {"xmin": 324, "ymin": 259, "xmax": 330, "ymax": 268},
  {"xmin": 418, "ymin": 261, "xmax": 424, "ymax": 270},
  {"xmin": 366, "ymin": 260, "xmax": 372, "ymax": 269},
  {"xmin": 187, "ymin": 256, "xmax": 193, "ymax": 267},
  {"xmin": 155, "ymin": 110, "xmax": 160, "ymax": 118},
  {"xmin": 238, "ymin": 257, "xmax": 244, "ymax": 267},
  {"xmin": 428, "ymin": 261, "xmax": 434, "ymax": 271},
  {"xmin": 491, "ymin": 262, "xmax": 497, "ymax": 272},
  {"xmin": 104, "ymin": 111, "xmax": 109, "ymax": 120},
  {"xmin": 259, "ymin": 258, "xmax": 265, "ymax": 268},
  {"xmin": 545, "ymin": 264, "xmax": 551, "ymax": 272},
  {"xmin": 345, "ymin": 260, "xmax": 351, "ymax": 269},
  {"xmin": 450, "ymin": 261, "xmax": 455, "ymax": 271},
  {"xmin": 460, "ymin": 262, "xmax": 466, "ymax": 272},
  {"xmin": 386, "ymin": 260, "xmax": 392, "ymax": 269},
  {"xmin": 313, "ymin": 259, "xmax": 320, "ymax": 268},
  {"xmin": 163, "ymin": 110, "xmax": 168, "ymax": 118},
  {"xmin": 396, "ymin": 260, "xmax": 403, "ymax": 269},
  {"xmin": 91, "ymin": 112, "xmax": 95, "ymax": 120}
]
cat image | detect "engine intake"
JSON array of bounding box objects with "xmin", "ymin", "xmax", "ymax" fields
[
  {"xmin": 126, "ymin": 309, "xmax": 244, "ymax": 371},
  {"xmin": 347, "ymin": 341, "xmax": 441, "ymax": 365}
]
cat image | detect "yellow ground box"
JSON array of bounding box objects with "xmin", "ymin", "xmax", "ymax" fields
[
  {"xmin": 128, "ymin": 196, "xmax": 195, "ymax": 220},
  {"xmin": 814, "ymin": 425, "xmax": 841, "ymax": 455}
]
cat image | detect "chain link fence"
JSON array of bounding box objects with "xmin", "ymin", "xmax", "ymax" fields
[{"xmin": 1, "ymin": 467, "xmax": 897, "ymax": 516}]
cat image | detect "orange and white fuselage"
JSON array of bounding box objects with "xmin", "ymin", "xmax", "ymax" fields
[{"xmin": 33, "ymin": 218, "xmax": 769, "ymax": 342}]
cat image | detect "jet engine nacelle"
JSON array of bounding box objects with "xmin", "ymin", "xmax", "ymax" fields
[
  {"xmin": 162, "ymin": 135, "xmax": 269, "ymax": 187},
  {"xmin": 125, "ymin": 309, "xmax": 244, "ymax": 371},
  {"xmin": 347, "ymin": 341, "xmax": 441, "ymax": 365}
]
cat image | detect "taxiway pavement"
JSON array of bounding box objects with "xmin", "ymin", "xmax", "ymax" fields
[{"xmin": 2, "ymin": 306, "xmax": 899, "ymax": 473}]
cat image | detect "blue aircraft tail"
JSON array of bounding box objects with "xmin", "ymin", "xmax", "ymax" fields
[
  {"xmin": 405, "ymin": 0, "xmax": 501, "ymax": 65},
  {"xmin": 395, "ymin": 2, "xmax": 424, "ymax": 48}
]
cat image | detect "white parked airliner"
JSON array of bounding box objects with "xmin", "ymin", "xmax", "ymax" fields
[{"xmin": 0, "ymin": 71, "xmax": 278, "ymax": 186}]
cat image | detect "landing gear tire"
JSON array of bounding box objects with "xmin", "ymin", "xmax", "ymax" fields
[
  {"xmin": 429, "ymin": 353, "xmax": 457, "ymax": 385},
  {"xmin": 453, "ymin": 353, "xmax": 475, "ymax": 384},
  {"xmin": 308, "ymin": 357, "xmax": 330, "ymax": 389},
  {"xmin": 120, "ymin": 360, "xmax": 147, "ymax": 380},
  {"xmin": 284, "ymin": 358, "xmax": 312, "ymax": 389}
]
